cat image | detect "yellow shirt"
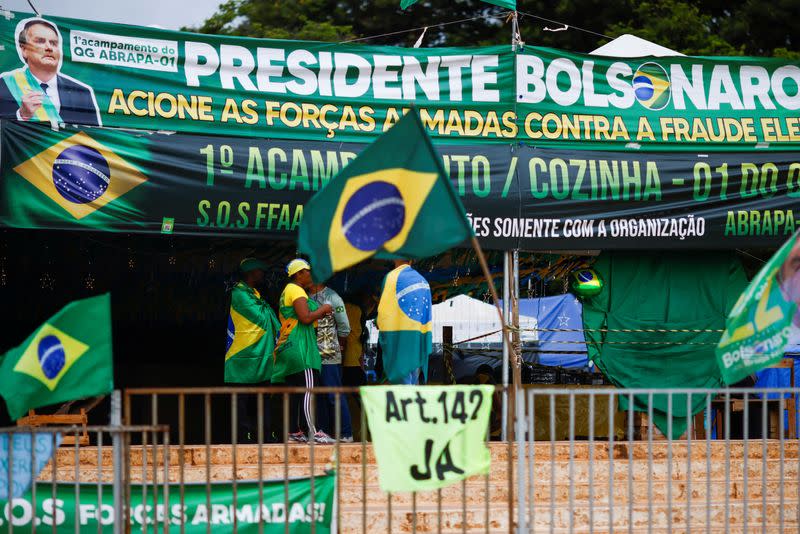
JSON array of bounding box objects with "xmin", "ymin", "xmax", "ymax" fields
[
  {"xmin": 343, "ymin": 303, "xmax": 363, "ymax": 367},
  {"xmin": 282, "ymin": 283, "xmax": 307, "ymax": 307}
]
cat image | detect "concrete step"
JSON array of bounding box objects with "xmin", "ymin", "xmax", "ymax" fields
[
  {"xmin": 48, "ymin": 440, "xmax": 800, "ymax": 468},
  {"xmin": 42, "ymin": 458, "xmax": 798, "ymax": 488},
  {"xmin": 335, "ymin": 502, "xmax": 799, "ymax": 532}
]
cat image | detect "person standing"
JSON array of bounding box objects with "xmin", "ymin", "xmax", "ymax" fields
[
  {"xmin": 377, "ymin": 260, "xmax": 433, "ymax": 385},
  {"xmin": 225, "ymin": 258, "xmax": 280, "ymax": 442},
  {"xmin": 310, "ymin": 281, "xmax": 352, "ymax": 441},
  {"xmin": 272, "ymin": 259, "xmax": 335, "ymax": 444}
]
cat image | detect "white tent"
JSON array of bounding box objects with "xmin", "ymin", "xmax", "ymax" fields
[
  {"xmin": 590, "ymin": 34, "xmax": 683, "ymax": 57},
  {"xmin": 367, "ymin": 294, "xmax": 538, "ymax": 345}
]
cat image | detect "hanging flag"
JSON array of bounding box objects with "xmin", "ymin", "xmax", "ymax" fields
[
  {"xmin": 225, "ymin": 281, "xmax": 281, "ymax": 384},
  {"xmin": 401, "ymin": 0, "xmax": 516, "ymax": 9},
  {"xmin": 5, "ymin": 128, "xmax": 147, "ymax": 225},
  {"xmin": 0, "ymin": 294, "xmax": 114, "ymax": 420},
  {"xmin": 716, "ymin": 231, "xmax": 800, "ymax": 384},
  {"xmin": 298, "ymin": 110, "xmax": 473, "ymax": 282}
]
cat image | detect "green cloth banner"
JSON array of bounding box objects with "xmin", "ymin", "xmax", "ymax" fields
[
  {"xmin": 2, "ymin": 120, "xmax": 800, "ymax": 249},
  {"xmin": 716, "ymin": 231, "xmax": 800, "ymax": 384},
  {"xmin": 360, "ymin": 385, "xmax": 493, "ymax": 492},
  {"xmin": 2, "ymin": 11, "xmax": 800, "ymax": 149},
  {"xmin": 0, "ymin": 293, "xmax": 113, "ymax": 420},
  {"xmin": 0, "ymin": 474, "xmax": 334, "ymax": 533},
  {"xmin": 583, "ymin": 251, "xmax": 748, "ymax": 437}
]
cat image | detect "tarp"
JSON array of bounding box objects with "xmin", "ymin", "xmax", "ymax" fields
[
  {"xmin": 2, "ymin": 120, "xmax": 799, "ymax": 249},
  {"xmin": 583, "ymin": 251, "xmax": 749, "ymax": 436},
  {"xmin": 3, "ymin": 11, "xmax": 800, "ymax": 150},
  {"xmin": 519, "ymin": 295, "xmax": 588, "ymax": 368}
]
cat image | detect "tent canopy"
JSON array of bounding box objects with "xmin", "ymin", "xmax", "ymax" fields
[{"xmin": 591, "ymin": 34, "xmax": 683, "ymax": 57}]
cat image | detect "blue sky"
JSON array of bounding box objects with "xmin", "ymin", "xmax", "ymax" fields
[{"xmin": 2, "ymin": 0, "xmax": 224, "ymax": 31}]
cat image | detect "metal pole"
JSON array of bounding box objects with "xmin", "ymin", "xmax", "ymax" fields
[
  {"xmin": 111, "ymin": 390, "xmax": 123, "ymax": 534},
  {"xmin": 502, "ymin": 252, "xmax": 510, "ymax": 441}
]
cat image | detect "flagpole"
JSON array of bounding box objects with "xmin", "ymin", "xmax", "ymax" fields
[{"xmin": 469, "ymin": 238, "xmax": 522, "ymax": 396}]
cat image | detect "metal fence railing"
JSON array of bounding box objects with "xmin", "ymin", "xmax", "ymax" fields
[
  {"xmin": 7, "ymin": 386, "xmax": 796, "ymax": 533},
  {"xmin": 1, "ymin": 424, "xmax": 169, "ymax": 534},
  {"xmin": 515, "ymin": 387, "xmax": 800, "ymax": 533},
  {"xmin": 123, "ymin": 386, "xmax": 513, "ymax": 533}
]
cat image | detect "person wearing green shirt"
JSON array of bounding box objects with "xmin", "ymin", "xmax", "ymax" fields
[
  {"xmin": 225, "ymin": 257, "xmax": 281, "ymax": 442},
  {"xmin": 273, "ymin": 259, "xmax": 335, "ymax": 444}
]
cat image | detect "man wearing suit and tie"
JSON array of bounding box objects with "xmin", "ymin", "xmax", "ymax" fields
[{"xmin": 0, "ymin": 18, "xmax": 101, "ymax": 126}]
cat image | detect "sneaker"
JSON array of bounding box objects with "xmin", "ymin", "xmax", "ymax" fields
[
  {"xmin": 313, "ymin": 431, "xmax": 336, "ymax": 444},
  {"xmin": 288, "ymin": 431, "xmax": 308, "ymax": 443},
  {"xmin": 340, "ymin": 436, "xmax": 354, "ymax": 443}
]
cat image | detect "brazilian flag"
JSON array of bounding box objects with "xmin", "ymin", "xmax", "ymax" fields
[
  {"xmin": 0, "ymin": 294, "xmax": 114, "ymax": 420},
  {"xmin": 298, "ymin": 110, "xmax": 473, "ymax": 282},
  {"xmin": 225, "ymin": 283, "xmax": 281, "ymax": 384},
  {"xmin": 0, "ymin": 121, "xmax": 148, "ymax": 231}
]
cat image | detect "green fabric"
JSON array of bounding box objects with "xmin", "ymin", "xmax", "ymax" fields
[
  {"xmin": 401, "ymin": 0, "xmax": 515, "ymax": 8},
  {"xmin": 360, "ymin": 385, "xmax": 493, "ymax": 492},
  {"xmin": 271, "ymin": 288, "xmax": 321, "ymax": 383},
  {"xmin": 0, "ymin": 294, "xmax": 113, "ymax": 420},
  {"xmin": 1, "ymin": 474, "xmax": 335, "ymax": 532},
  {"xmin": 379, "ymin": 330, "xmax": 433, "ymax": 383},
  {"xmin": 583, "ymin": 252, "xmax": 748, "ymax": 437},
  {"xmin": 224, "ymin": 282, "xmax": 280, "ymax": 384},
  {"xmin": 717, "ymin": 231, "xmax": 800, "ymax": 384},
  {"xmin": 298, "ymin": 111, "xmax": 473, "ymax": 283}
]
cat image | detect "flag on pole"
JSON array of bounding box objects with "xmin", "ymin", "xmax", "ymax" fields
[
  {"xmin": 0, "ymin": 294, "xmax": 114, "ymax": 420},
  {"xmin": 401, "ymin": 0, "xmax": 516, "ymax": 9},
  {"xmin": 716, "ymin": 231, "xmax": 800, "ymax": 384},
  {"xmin": 298, "ymin": 110, "xmax": 473, "ymax": 282}
]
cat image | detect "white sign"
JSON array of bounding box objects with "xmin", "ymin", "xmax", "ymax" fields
[{"xmin": 70, "ymin": 30, "xmax": 178, "ymax": 72}]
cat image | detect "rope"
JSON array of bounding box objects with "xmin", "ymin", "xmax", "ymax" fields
[
  {"xmin": 517, "ymin": 10, "xmax": 614, "ymax": 40},
  {"xmin": 452, "ymin": 326, "xmax": 724, "ymax": 345},
  {"xmin": 521, "ymin": 327, "xmax": 725, "ymax": 334},
  {"xmin": 340, "ymin": 12, "xmax": 511, "ymax": 44}
]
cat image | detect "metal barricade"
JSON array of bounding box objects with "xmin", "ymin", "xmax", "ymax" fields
[
  {"xmin": 1, "ymin": 424, "xmax": 168, "ymax": 534},
  {"xmin": 515, "ymin": 387, "xmax": 800, "ymax": 533},
  {"xmin": 124, "ymin": 386, "xmax": 513, "ymax": 533}
]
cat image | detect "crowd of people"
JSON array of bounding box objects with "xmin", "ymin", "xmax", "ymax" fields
[{"xmin": 226, "ymin": 256, "xmax": 433, "ymax": 444}]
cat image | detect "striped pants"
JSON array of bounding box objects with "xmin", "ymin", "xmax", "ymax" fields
[{"xmin": 284, "ymin": 368, "xmax": 319, "ymax": 436}]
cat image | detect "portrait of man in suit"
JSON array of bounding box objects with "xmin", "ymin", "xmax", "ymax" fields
[{"xmin": 0, "ymin": 18, "xmax": 101, "ymax": 126}]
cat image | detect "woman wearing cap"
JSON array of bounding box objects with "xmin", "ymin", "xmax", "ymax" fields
[{"xmin": 272, "ymin": 259, "xmax": 335, "ymax": 443}]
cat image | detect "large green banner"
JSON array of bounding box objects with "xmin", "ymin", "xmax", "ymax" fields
[
  {"xmin": 516, "ymin": 49, "xmax": 800, "ymax": 150},
  {"xmin": 1, "ymin": 120, "xmax": 798, "ymax": 249},
  {"xmin": 0, "ymin": 10, "xmax": 513, "ymax": 145},
  {"xmin": 1, "ymin": 10, "xmax": 800, "ymax": 149},
  {"xmin": 0, "ymin": 474, "xmax": 335, "ymax": 532}
]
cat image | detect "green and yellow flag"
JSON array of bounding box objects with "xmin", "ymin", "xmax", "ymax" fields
[
  {"xmin": 0, "ymin": 122, "xmax": 148, "ymax": 231},
  {"xmin": 225, "ymin": 282, "xmax": 281, "ymax": 384},
  {"xmin": 0, "ymin": 294, "xmax": 114, "ymax": 420},
  {"xmin": 298, "ymin": 110, "xmax": 473, "ymax": 282},
  {"xmin": 716, "ymin": 231, "xmax": 800, "ymax": 384},
  {"xmin": 401, "ymin": 0, "xmax": 515, "ymax": 9}
]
